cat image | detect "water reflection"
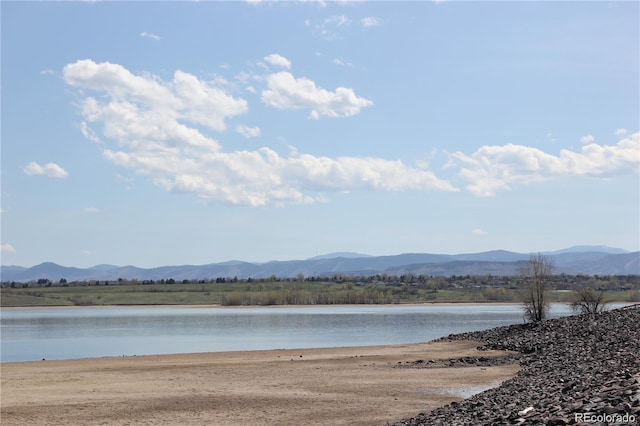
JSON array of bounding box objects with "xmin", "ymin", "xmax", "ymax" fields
[{"xmin": 0, "ymin": 304, "xmax": 585, "ymax": 362}]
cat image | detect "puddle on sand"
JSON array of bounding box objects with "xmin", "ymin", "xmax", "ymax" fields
[
  {"xmin": 446, "ymin": 383, "xmax": 497, "ymax": 398},
  {"xmin": 424, "ymin": 381, "xmax": 503, "ymax": 399}
]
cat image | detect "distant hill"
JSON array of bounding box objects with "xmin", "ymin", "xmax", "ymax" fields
[
  {"xmin": 307, "ymin": 252, "xmax": 372, "ymax": 260},
  {"xmin": 2, "ymin": 247, "xmax": 638, "ymax": 282},
  {"xmin": 544, "ymin": 245, "xmax": 629, "ymax": 255}
]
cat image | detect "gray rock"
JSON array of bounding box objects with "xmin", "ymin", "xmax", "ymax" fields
[{"xmin": 388, "ymin": 304, "xmax": 640, "ymax": 426}]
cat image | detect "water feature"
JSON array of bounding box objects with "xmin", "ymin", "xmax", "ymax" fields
[{"xmin": 0, "ymin": 303, "xmax": 584, "ymax": 362}]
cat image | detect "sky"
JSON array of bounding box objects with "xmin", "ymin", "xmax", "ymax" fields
[{"xmin": 1, "ymin": 1, "xmax": 639, "ymax": 268}]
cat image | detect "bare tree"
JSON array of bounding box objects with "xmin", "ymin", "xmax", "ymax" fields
[
  {"xmin": 521, "ymin": 253, "xmax": 553, "ymax": 322},
  {"xmin": 570, "ymin": 288, "xmax": 608, "ymax": 315}
]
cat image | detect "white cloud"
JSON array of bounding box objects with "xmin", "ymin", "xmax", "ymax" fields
[
  {"xmin": 236, "ymin": 125, "xmax": 261, "ymax": 138},
  {"xmin": 40, "ymin": 69, "xmax": 54, "ymax": 75},
  {"xmin": 472, "ymin": 229, "xmax": 488, "ymax": 236},
  {"xmin": 264, "ymin": 53, "xmax": 291, "ymax": 69},
  {"xmin": 23, "ymin": 161, "xmax": 69, "ymax": 178},
  {"xmin": 64, "ymin": 59, "xmax": 247, "ymax": 136},
  {"xmin": 302, "ymin": 0, "xmax": 328, "ymax": 6},
  {"xmin": 140, "ymin": 31, "xmax": 160, "ymax": 40},
  {"xmin": 448, "ymin": 132, "xmax": 640, "ymax": 196},
  {"xmin": 79, "ymin": 121, "xmax": 101, "ymax": 143},
  {"xmin": 150, "ymin": 149, "xmax": 458, "ymax": 206},
  {"xmin": 309, "ymin": 15, "xmax": 352, "ymax": 40},
  {"xmin": 580, "ymin": 134, "xmax": 594, "ymax": 144},
  {"xmin": 327, "ymin": 15, "xmax": 350, "ymax": 27},
  {"xmin": 84, "ymin": 207, "xmax": 101, "ymax": 213},
  {"xmin": 98, "ymin": 144, "xmax": 458, "ymax": 206},
  {"xmin": 62, "ymin": 60, "xmax": 640, "ymax": 205},
  {"xmin": 333, "ymin": 58, "xmax": 353, "ymax": 68},
  {"xmin": 261, "ymin": 71, "xmax": 373, "ymax": 119},
  {"xmin": 615, "ymin": 128, "xmax": 628, "ymax": 137},
  {"xmin": 65, "ymin": 60, "xmax": 456, "ymax": 206},
  {"xmin": 1, "ymin": 243, "xmax": 16, "ymax": 253},
  {"xmin": 361, "ymin": 17, "xmax": 381, "ymax": 28}
]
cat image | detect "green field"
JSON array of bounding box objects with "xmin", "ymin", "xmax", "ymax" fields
[{"xmin": 1, "ymin": 281, "xmax": 637, "ymax": 308}]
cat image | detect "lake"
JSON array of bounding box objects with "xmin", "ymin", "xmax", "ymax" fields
[{"xmin": 1, "ymin": 304, "xmax": 581, "ymax": 362}]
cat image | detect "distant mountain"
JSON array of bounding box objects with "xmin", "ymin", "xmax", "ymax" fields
[
  {"xmin": 544, "ymin": 245, "xmax": 629, "ymax": 255},
  {"xmin": 2, "ymin": 247, "xmax": 638, "ymax": 282},
  {"xmin": 308, "ymin": 252, "xmax": 373, "ymax": 260},
  {"xmin": 558, "ymin": 252, "xmax": 640, "ymax": 275},
  {"xmin": 1, "ymin": 265, "xmax": 27, "ymax": 274},
  {"xmin": 453, "ymin": 250, "xmax": 529, "ymax": 262},
  {"xmin": 87, "ymin": 264, "xmax": 119, "ymax": 271},
  {"xmin": 384, "ymin": 260, "xmax": 527, "ymax": 277}
]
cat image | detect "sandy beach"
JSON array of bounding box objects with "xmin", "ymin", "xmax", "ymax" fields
[{"xmin": 1, "ymin": 341, "xmax": 519, "ymax": 425}]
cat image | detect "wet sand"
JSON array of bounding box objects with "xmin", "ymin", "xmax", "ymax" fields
[{"xmin": 1, "ymin": 341, "xmax": 519, "ymax": 426}]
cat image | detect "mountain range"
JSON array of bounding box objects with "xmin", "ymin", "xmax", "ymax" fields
[{"xmin": 1, "ymin": 246, "xmax": 638, "ymax": 283}]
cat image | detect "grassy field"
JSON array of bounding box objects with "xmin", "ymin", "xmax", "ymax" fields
[
  {"xmin": 1, "ymin": 281, "xmax": 637, "ymax": 307},
  {"xmin": 1, "ymin": 282, "xmax": 231, "ymax": 307}
]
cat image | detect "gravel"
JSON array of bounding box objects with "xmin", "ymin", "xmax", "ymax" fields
[{"xmin": 389, "ymin": 304, "xmax": 640, "ymax": 425}]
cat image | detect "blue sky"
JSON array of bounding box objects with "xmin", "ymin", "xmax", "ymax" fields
[{"xmin": 1, "ymin": 1, "xmax": 639, "ymax": 268}]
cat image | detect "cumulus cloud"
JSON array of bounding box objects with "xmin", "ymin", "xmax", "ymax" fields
[
  {"xmin": 98, "ymin": 143, "xmax": 457, "ymax": 206},
  {"xmin": 140, "ymin": 31, "xmax": 160, "ymax": 40},
  {"xmin": 236, "ymin": 125, "xmax": 261, "ymax": 138},
  {"xmin": 1, "ymin": 243, "xmax": 16, "ymax": 253},
  {"xmin": 150, "ymin": 149, "xmax": 458, "ymax": 206},
  {"xmin": 472, "ymin": 229, "xmax": 488, "ymax": 236},
  {"xmin": 261, "ymin": 71, "xmax": 373, "ymax": 119},
  {"xmin": 62, "ymin": 59, "xmax": 640, "ymax": 204},
  {"xmin": 361, "ymin": 17, "xmax": 381, "ymax": 28},
  {"xmin": 23, "ymin": 161, "xmax": 69, "ymax": 178},
  {"xmin": 448, "ymin": 132, "xmax": 640, "ymax": 196},
  {"xmin": 64, "ymin": 59, "xmax": 638, "ymax": 204},
  {"xmin": 64, "ymin": 59, "xmax": 247, "ymax": 140},
  {"xmin": 264, "ymin": 53, "xmax": 291, "ymax": 69},
  {"xmin": 64, "ymin": 60, "xmax": 455, "ymax": 206}
]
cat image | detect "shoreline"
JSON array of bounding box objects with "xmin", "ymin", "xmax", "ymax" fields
[
  {"xmin": 3, "ymin": 301, "xmax": 632, "ymax": 316},
  {"xmin": 391, "ymin": 305, "xmax": 640, "ymax": 425},
  {"xmin": 0, "ymin": 301, "xmax": 572, "ymax": 310},
  {"xmin": 0, "ymin": 340, "xmax": 504, "ymax": 366},
  {"xmin": 3, "ymin": 303, "xmax": 631, "ymax": 365},
  {"xmin": 1, "ymin": 340, "xmax": 520, "ymax": 425},
  {"xmin": 0, "ymin": 302, "xmax": 556, "ymax": 364},
  {"xmin": 5, "ymin": 306, "xmax": 637, "ymax": 424}
]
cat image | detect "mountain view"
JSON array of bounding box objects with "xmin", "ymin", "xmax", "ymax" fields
[
  {"xmin": 2, "ymin": 3, "xmax": 638, "ymax": 426},
  {"xmin": 2, "ymin": 246, "xmax": 638, "ymax": 283}
]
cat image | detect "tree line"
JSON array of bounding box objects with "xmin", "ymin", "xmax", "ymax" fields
[{"xmin": 4, "ymin": 272, "xmax": 639, "ymax": 291}]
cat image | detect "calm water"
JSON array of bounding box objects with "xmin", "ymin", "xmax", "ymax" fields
[{"xmin": 1, "ymin": 304, "xmax": 579, "ymax": 362}]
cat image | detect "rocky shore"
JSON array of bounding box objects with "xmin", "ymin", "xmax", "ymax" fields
[{"xmin": 391, "ymin": 304, "xmax": 640, "ymax": 425}]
